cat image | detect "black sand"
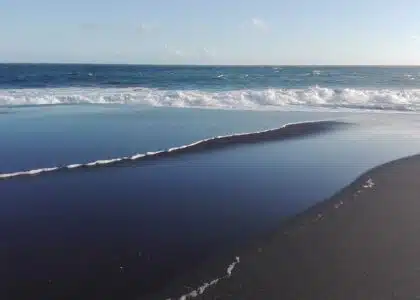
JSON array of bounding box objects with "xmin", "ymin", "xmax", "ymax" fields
[{"xmin": 160, "ymin": 154, "xmax": 420, "ymax": 300}]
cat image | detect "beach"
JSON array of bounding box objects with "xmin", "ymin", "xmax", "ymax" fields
[
  {"xmin": 3, "ymin": 65, "xmax": 420, "ymax": 299},
  {"xmin": 3, "ymin": 108, "xmax": 420, "ymax": 300},
  {"xmin": 3, "ymin": 0, "xmax": 420, "ymax": 297},
  {"xmin": 158, "ymin": 154, "xmax": 420, "ymax": 300}
]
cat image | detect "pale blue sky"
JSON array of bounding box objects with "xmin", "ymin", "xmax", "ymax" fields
[{"xmin": 1, "ymin": 0, "xmax": 420, "ymax": 64}]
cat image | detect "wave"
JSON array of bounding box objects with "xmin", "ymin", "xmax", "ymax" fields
[
  {"xmin": 1, "ymin": 86, "xmax": 420, "ymax": 112},
  {"xmin": 0, "ymin": 120, "xmax": 348, "ymax": 181},
  {"xmin": 404, "ymin": 74, "xmax": 416, "ymax": 80}
]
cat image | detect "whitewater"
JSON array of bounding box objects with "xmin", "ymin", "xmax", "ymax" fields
[{"xmin": 1, "ymin": 86, "xmax": 420, "ymax": 112}]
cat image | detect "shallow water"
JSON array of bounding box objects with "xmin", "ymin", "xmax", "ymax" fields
[{"xmin": 0, "ymin": 106, "xmax": 348, "ymax": 172}]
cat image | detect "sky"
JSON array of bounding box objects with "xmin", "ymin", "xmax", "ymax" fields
[{"xmin": 1, "ymin": 0, "xmax": 420, "ymax": 65}]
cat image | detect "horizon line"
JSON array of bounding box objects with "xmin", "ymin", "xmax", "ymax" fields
[{"xmin": 2, "ymin": 62, "xmax": 420, "ymax": 67}]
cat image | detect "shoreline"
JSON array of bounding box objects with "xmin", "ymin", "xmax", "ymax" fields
[
  {"xmin": 153, "ymin": 154, "xmax": 420, "ymax": 300},
  {"xmin": 0, "ymin": 120, "xmax": 349, "ymax": 180}
]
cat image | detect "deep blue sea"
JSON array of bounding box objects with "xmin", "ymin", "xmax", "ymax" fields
[{"xmin": 1, "ymin": 64, "xmax": 420, "ymax": 299}]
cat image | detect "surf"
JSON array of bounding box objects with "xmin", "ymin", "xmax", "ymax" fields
[{"xmin": 1, "ymin": 86, "xmax": 420, "ymax": 112}]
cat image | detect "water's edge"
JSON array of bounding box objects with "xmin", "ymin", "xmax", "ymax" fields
[
  {"xmin": 149, "ymin": 153, "xmax": 419, "ymax": 299},
  {"xmin": 0, "ymin": 119, "xmax": 350, "ymax": 180}
]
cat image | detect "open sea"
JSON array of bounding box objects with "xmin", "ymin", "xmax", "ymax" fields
[{"xmin": 2, "ymin": 64, "xmax": 420, "ymax": 299}]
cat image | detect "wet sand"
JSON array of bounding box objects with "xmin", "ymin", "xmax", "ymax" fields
[{"xmin": 160, "ymin": 154, "xmax": 420, "ymax": 300}]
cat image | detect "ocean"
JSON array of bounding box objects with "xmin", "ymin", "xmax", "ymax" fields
[
  {"xmin": 2, "ymin": 64, "xmax": 420, "ymax": 299},
  {"xmin": 2, "ymin": 64, "xmax": 420, "ymax": 110}
]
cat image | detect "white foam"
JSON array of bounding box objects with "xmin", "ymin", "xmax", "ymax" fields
[
  {"xmin": 146, "ymin": 151, "xmax": 163, "ymax": 156},
  {"xmin": 334, "ymin": 201, "xmax": 344, "ymax": 209},
  {"xmin": 0, "ymin": 167, "xmax": 58, "ymax": 179},
  {"xmin": 0, "ymin": 120, "xmax": 337, "ymax": 180},
  {"xmin": 67, "ymin": 164, "xmax": 82, "ymax": 169},
  {"xmin": 168, "ymin": 257, "xmax": 240, "ymax": 300},
  {"xmin": 130, "ymin": 154, "xmax": 145, "ymax": 160},
  {"xmin": 227, "ymin": 257, "xmax": 240, "ymax": 276},
  {"xmin": 86, "ymin": 159, "xmax": 118, "ymax": 166},
  {"xmin": 363, "ymin": 178, "xmax": 375, "ymax": 189},
  {"xmin": 1, "ymin": 86, "xmax": 420, "ymax": 112}
]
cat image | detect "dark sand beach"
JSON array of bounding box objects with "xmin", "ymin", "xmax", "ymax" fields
[{"xmin": 158, "ymin": 154, "xmax": 420, "ymax": 300}]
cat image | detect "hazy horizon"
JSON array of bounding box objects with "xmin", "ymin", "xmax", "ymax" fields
[{"xmin": 2, "ymin": 62, "xmax": 420, "ymax": 67}]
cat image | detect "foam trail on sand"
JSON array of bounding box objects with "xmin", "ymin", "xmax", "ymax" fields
[
  {"xmin": 363, "ymin": 178, "xmax": 375, "ymax": 189},
  {"xmin": 167, "ymin": 257, "xmax": 240, "ymax": 300},
  {"xmin": 0, "ymin": 120, "xmax": 349, "ymax": 181}
]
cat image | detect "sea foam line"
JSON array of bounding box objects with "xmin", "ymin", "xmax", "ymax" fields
[
  {"xmin": 0, "ymin": 120, "xmax": 346, "ymax": 181},
  {"xmin": 2, "ymin": 86, "xmax": 420, "ymax": 112},
  {"xmin": 167, "ymin": 257, "xmax": 240, "ymax": 300}
]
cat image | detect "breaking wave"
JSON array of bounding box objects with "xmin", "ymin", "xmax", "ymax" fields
[
  {"xmin": 0, "ymin": 120, "xmax": 348, "ymax": 180},
  {"xmin": 1, "ymin": 86, "xmax": 420, "ymax": 111}
]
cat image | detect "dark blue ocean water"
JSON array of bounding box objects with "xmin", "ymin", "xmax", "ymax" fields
[
  {"xmin": 2, "ymin": 64, "xmax": 420, "ymax": 90},
  {"xmin": 2, "ymin": 64, "xmax": 420, "ymax": 299}
]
